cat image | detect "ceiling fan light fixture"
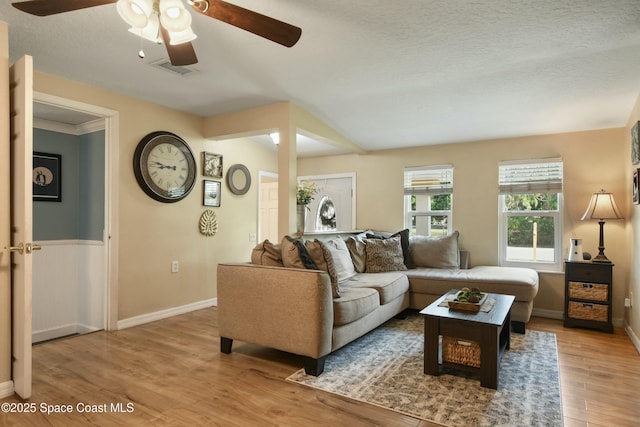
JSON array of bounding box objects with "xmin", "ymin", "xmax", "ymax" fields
[
  {"xmin": 160, "ymin": 0, "xmax": 192, "ymax": 33},
  {"xmin": 168, "ymin": 26, "xmax": 198, "ymax": 45},
  {"xmin": 128, "ymin": 13, "xmax": 162, "ymax": 43},
  {"xmin": 116, "ymin": 0, "xmax": 153, "ymax": 29}
]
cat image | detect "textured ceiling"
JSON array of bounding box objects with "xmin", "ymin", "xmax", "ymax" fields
[{"xmin": 3, "ymin": 1, "xmax": 640, "ymax": 151}]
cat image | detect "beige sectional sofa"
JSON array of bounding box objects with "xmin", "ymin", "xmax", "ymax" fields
[{"xmin": 217, "ymin": 230, "xmax": 539, "ymax": 376}]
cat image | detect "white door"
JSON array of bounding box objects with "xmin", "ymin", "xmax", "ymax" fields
[
  {"xmin": 8, "ymin": 55, "xmax": 35, "ymax": 399},
  {"xmin": 260, "ymin": 181, "xmax": 279, "ymax": 242}
]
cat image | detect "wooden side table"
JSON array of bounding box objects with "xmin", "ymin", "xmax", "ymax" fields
[{"xmin": 564, "ymin": 261, "xmax": 613, "ymax": 333}]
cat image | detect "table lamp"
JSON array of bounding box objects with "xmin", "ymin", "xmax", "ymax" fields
[{"xmin": 580, "ymin": 189, "xmax": 624, "ymax": 263}]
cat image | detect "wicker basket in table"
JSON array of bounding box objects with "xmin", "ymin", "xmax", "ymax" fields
[
  {"xmin": 568, "ymin": 301, "xmax": 608, "ymax": 322},
  {"xmin": 568, "ymin": 281, "xmax": 608, "ymax": 301},
  {"xmin": 442, "ymin": 336, "xmax": 481, "ymax": 368}
]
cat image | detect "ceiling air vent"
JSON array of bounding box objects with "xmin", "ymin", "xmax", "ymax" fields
[{"xmin": 150, "ymin": 60, "xmax": 198, "ymax": 77}]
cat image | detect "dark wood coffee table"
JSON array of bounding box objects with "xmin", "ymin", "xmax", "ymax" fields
[{"xmin": 419, "ymin": 290, "xmax": 515, "ymax": 389}]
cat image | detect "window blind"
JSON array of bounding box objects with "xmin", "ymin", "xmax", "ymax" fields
[
  {"xmin": 404, "ymin": 165, "xmax": 453, "ymax": 195},
  {"xmin": 498, "ymin": 158, "xmax": 563, "ymax": 195}
]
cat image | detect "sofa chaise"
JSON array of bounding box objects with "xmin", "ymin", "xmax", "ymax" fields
[{"xmin": 217, "ymin": 230, "xmax": 539, "ymax": 376}]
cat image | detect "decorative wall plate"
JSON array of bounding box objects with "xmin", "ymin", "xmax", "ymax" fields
[
  {"xmin": 200, "ymin": 209, "xmax": 218, "ymax": 237},
  {"xmin": 227, "ymin": 163, "xmax": 251, "ymax": 195}
]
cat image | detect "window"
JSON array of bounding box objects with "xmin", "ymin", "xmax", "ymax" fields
[
  {"xmin": 404, "ymin": 165, "xmax": 453, "ymax": 237},
  {"xmin": 498, "ymin": 158, "xmax": 563, "ymax": 271}
]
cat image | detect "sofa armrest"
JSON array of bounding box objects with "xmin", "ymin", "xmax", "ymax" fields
[{"xmin": 217, "ymin": 263, "xmax": 334, "ymax": 359}]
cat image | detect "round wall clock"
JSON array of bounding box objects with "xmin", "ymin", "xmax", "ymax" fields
[{"xmin": 133, "ymin": 131, "xmax": 197, "ymax": 203}]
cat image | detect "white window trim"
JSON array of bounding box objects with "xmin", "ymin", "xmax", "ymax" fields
[
  {"xmin": 404, "ymin": 165, "xmax": 453, "ymax": 236},
  {"xmin": 404, "ymin": 198, "xmax": 453, "ymax": 235},
  {"xmin": 498, "ymin": 192, "xmax": 564, "ymax": 273}
]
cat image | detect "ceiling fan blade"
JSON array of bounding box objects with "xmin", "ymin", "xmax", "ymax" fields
[
  {"xmin": 160, "ymin": 26, "xmax": 199, "ymax": 66},
  {"xmin": 192, "ymin": 0, "xmax": 301, "ymax": 47},
  {"xmin": 12, "ymin": 0, "xmax": 117, "ymax": 16}
]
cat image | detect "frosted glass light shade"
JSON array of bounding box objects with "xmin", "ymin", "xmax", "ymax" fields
[
  {"xmin": 168, "ymin": 26, "xmax": 197, "ymax": 45},
  {"xmin": 117, "ymin": 0, "xmax": 153, "ymax": 29},
  {"xmin": 128, "ymin": 13, "xmax": 161, "ymax": 43},
  {"xmin": 160, "ymin": 0, "xmax": 192, "ymax": 32}
]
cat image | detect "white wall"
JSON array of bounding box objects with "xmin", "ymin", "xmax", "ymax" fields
[{"xmin": 32, "ymin": 240, "xmax": 105, "ymax": 342}]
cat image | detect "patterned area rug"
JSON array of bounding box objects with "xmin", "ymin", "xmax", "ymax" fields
[{"xmin": 287, "ymin": 314, "xmax": 563, "ymax": 427}]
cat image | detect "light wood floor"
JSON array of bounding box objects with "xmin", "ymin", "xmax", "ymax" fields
[{"xmin": 1, "ymin": 308, "xmax": 639, "ymax": 426}]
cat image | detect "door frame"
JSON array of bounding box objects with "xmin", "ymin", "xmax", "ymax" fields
[{"xmin": 33, "ymin": 92, "xmax": 119, "ymax": 331}]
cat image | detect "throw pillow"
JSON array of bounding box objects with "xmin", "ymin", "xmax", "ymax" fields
[
  {"xmin": 366, "ymin": 229, "xmax": 413, "ymax": 268},
  {"xmin": 319, "ymin": 238, "xmax": 357, "ymax": 298},
  {"xmin": 363, "ymin": 236, "xmax": 408, "ymax": 273},
  {"xmin": 250, "ymin": 239, "xmax": 283, "ymax": 267},
  {"xmin": 305, "ymin": 239, "xmax": 328, "ymax": 272},
  {"xmin": 410, "ymin": 231, "xmax": 460, "ymax": 269},
  {"xmin": 345, "ymin": 235, "xmax": 367, "ymax": 273},
  {"xmin": 281, "ymin": 236, "xmax": 319, "ymax": 270}
]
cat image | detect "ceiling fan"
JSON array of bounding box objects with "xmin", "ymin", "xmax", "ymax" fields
[{"xmin": 12, "ymin": 0, "xmax": 302, "ymax": 66}]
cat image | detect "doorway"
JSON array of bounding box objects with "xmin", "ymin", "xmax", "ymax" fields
[{"xmin": 31, "ymin": 93, "xmax": 119, "ymax": 341}]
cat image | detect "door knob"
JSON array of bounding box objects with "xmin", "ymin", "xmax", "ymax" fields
[
  {"xmin": 25, "ymin": 243, "xmax": 42, "ymax": 254},
  {"xmin": 5, "ymin": 243, "xmax": 25, "ymax": 255},
  {"xmin": 4, "ymin": 242, "xmax": 42, "ymax": 255}
]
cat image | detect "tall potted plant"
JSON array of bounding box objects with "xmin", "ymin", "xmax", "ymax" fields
[{"xmin": 296, "ymin": 180, "xmax": 318, "ymax": 235}]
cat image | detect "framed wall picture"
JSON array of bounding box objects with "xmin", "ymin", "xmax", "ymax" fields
[
  {"xmin": 632, "ymin": 121, "xmax": 640, "ymax": 165},
  {"xmin": 33, "ymin": 152, "xmax": 62, "ymax": 202},
  {"xmin": 203, "ymin": 180, "xmax": 221, "ymax": 207},
  {"xmin": 634, "ymin": 169, "xmax": 639, "ymax": 205},
  {"xmin": 203, "ymin": 152, "xmax": 223, "ymax": 178}
]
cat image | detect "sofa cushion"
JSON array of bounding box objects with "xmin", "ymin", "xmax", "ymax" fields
[
  {"xmin": 281, "ymin": 236, "xmax": 318, "ymax": 270},
  {"xmin": 305, "ymin": 239, "xmax": 329, "ymax": 272},
  {"xmin": 333, "ymin": 287, "xmax": 380, "ymax": 326},
  {"xmin": 251, "ymin": 240, "xmax": 283, "ymax": 267},
  {"xmin": 343, "ymin": 272, "xmax": 410, "ymax": 305},
  {"xmin": 364, "ymin": 236, "xmax": 408, "ymax": 273},
  {"xmin": 320, "ymin": 239, "xmax": 357, "ymax": 282},
  {"xmin": 406, "ymin": 265, "xmax": 539, "ymax": 301},
  {"xmin": 345, "ymin": 234, "xmax": 367, "ymax": 273},
  {"xmin": 409, "ymin": 231, "xmax": 460, "ymax": 269},
  {"xmin": 366, "ymin": 229, "xmax": 413, "ymax": 268},
  {"xmin": 319, "ymin": 238, "xmax": 357, "ymax": 298}
]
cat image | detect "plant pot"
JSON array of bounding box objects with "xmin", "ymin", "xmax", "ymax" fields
[{"xmin": 296, "ymin": 204, "xmax": 307, "ymax": 235}]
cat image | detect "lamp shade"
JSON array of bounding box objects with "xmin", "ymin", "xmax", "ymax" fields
[{"xmin": 581, "ymin": 189, "xmax": 624, "ymax": 221}]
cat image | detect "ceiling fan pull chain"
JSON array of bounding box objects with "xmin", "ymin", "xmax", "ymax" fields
[{"xmin": 138, "ymin": 33, "xmax": 145, "ymax": 59}]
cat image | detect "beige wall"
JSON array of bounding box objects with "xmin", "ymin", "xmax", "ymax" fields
[
  {"xmin": 298, "ymin": 128, "xmax": 630, "ymax": 323},
  {"xmin": 626, "ymin": 93, "xmax": 640, "ymax": 339},
  {"xmin": 0, "ymin": 22, "xmax": 11, "ymax": 385},
  {"xmin": 32, "ymin": 72, "xmax": 278, "ymax": 320}
]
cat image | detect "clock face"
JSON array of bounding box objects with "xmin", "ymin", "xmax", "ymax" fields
[{"xmin": 133, "ymin": 131, "xmax": 197, "ymax": 203}]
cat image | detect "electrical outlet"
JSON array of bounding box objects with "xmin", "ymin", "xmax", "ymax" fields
[
  {"xmin": 625, "ymin": 298, "xmax": 631, "ymax": 308},
  {"xmin": 249, "ymin": 232, "xmax": 257, "ymax": 242},
  {"xmin": 171, "ymin": 260, "xmax": 179, "ymax": 273}
]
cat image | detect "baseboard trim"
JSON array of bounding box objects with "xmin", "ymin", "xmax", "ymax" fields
[
  {"xmin": 624, "ymin": 322, "xmax": 640, "ymax": 355},
  {"xmin": 532, "ymin": 308, "xmax": 625, "ymax": 328},
  {"xmin": 117, "ymin": 298, "xmax": 217, "ymax": 330},
  {"xmin": 531, "ymin": 308, "xmax": 563, "ymax": 320},
  {"xmin": 0, "ymin": 380, "xmax": 14, "ymax": 399},
  {"xmin": 33, "ymin": 324, "xmax": 79, "ymax": 343},
  {"xmin": 33, "ymin": 323, "xmax": 103, "ymax": 344}
]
